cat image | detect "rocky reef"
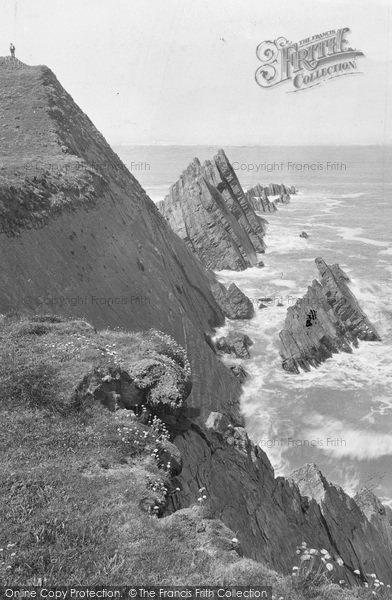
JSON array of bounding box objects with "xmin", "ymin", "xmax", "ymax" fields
[
  {"xmin": 245, "ymin": 182, "xmax": 295, "ymax": 212},
  {"xmin": 279, "ymin": 257, "xmax": 381, "ymax": 373},
  {"xmin": 158, "ymin": 150, "xmax": 267, "ymax": 271}
]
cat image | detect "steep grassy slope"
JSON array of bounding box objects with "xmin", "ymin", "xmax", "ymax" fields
[{"xmin": 0, "ymin": 58, "xmax": 240, "ymax": 420}]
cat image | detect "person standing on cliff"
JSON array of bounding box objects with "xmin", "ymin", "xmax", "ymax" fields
[{"xmin": 10, "ymin": 43, "xmax": 15, "ymax": 58}]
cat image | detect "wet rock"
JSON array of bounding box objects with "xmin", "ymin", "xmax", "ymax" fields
[
  {"xmin": 215, "ymin": 334, "xmax": 253, "ymax": 359},
  {"xmin": 279, "ymin": 257, "xmax": 381, "ymax": 373},
  {"xmin": 299, "ymin": 231, "xmax": 309, "ymax": 239},
  {"xmin": 230, "ymin": 365, "xmax": 247, "ymax": 383},
  {"xmin": 211, "ymin": 281, "xmax": 254, "ymax": 320},
  {"xmin": 245, "ymin": 184, "xmax": 278, "ymax": 213}
]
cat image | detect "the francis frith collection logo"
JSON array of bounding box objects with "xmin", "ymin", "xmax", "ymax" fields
[{"xmin": 255, "ymin": 28, "xmax": 364, "ymax": 92}]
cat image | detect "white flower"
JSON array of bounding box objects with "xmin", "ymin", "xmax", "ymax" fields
[
  {"xmin": 354, "ymin": 569, "xmax": 360, "ymax": 575},
  {"xmin": 336, "ymin": 557, "xmax": 344, "ymax": 566},
  {"xmin": 326, "ymin": 563, "xmax": 333, "ymax": 572},
  {"xmin": 231, "ymin": 538, "xmax": 239, "ymax": 544},
  {"xmin": 296, "ymin": 549, "xmax": 301, "ymax": 554},
  {"xmin": 320, "ymin": 548, "xmax": 329, "ymax": 555},
  {"xmin": 292, "ymin": 566, "xmax": 299, "ymax": 571},
  {"xmin": 339, "ymin": 580, "xmax": 345, "ymax": 585},
  {"xmin": 301, "ymin": 541, "xmax": 307, "ymax": 547}
]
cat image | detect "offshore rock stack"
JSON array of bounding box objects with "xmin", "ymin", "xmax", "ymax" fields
[
  {"xmin": 279, "ymin": 258, "xmax": 381, "ymax": 373},
  {"xmin": 158, "ymin": 150, "xmax": 267, "ymax": 271}
]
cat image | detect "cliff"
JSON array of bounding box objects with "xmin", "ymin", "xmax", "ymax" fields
[
  {"xmin": 0, "ymin": 58, "xmax": 241, "ymax": 420},
  {"xmin": 279, "ymin": 257, "xmax": 381, "ymax": 373},
  {"xmin": 158, "ymin": 151, "xmax": 267, "ymax": 271}
]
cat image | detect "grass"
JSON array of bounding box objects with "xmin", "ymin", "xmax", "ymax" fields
[{"xmin": 0, "ymin": 315, "xmax": 391, "ymax": 598}]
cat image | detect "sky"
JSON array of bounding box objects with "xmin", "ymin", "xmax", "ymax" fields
[{"xmin": 1, "ymin": 0, "xmax": 391, "ymax": 146}]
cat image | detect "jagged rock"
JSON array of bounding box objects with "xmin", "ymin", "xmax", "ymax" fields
[
  {"xmin": 230, "ymin": 365, "xmax": 247, "ymax": 383},
  {"xmin": 245, "ymin": 184, "xmax": 278, "ymax": 213},
  {"xmin": 158, "ymin": 150, "xmax": 267, "ymax": 271},
  {"xmin": 215, "ymin": 334, "xmax": 253, "ymax": 359},
  {"xmin": 256, "ymin": 260, "xmax": 264, "ymax": 268},
  {"xmin": 279, "ymin": 257, "xmax": 381, "ymax": 373},
  {"xmin": 277, "ymin": 192, "xmax": 291, "ymax": 204},
  {"xmin": 299, "ymin": 231, "xmax": 309, "ymax": 239},
  {"xmin": 258, "ymin": 303, "xmax": 268, "ymax": 310},
  {"xmin": 0, "ymin": 59, "xmax": 242, "ymax": 422},
  {"xmin": 291, "ymin": 464, "xmax": 392, "ymax": 583},
  {"xmin": 211, "ymin": 281, "xmax": 254, "ymax": 320},
  {"xmin": 355, "ymin": 489, "xmax": 392, "ymax": 553},
  {"xmin": 170, "ymin": 424, "xmax": 392, "ymax": 586}
]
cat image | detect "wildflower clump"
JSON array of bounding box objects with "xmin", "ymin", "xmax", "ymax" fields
[
  {"xmin": 0, "ymin": 542, "xmax": 17, "ymax": 583},
  {"xmin": 291, "ymin": 542, "xmax": 342, "ymax": 589},
  {"xmin": 115, "ymin": 413, "xmax": 177, "ymax": 473}
]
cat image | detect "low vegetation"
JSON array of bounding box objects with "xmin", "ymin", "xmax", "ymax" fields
[{"xmin": 0, "ymin": 315, "xmax": 390, "ymax": 599}]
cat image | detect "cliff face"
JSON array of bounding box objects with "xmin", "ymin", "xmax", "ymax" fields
[
  {"xmin": 279, "ymin": 258, "xmax": 381, "ymax": 373},
  {"xmin": 0, "ymin": 59, "xmax": 241, "ymax": 420},
  {"xmin": 158, "ymin": 151, "xmax": 267, "ymax": 271}
]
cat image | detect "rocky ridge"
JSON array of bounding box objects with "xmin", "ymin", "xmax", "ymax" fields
[
  {"xmin": 279, "ymin": 257, "xmax": 381, "ymax": 373},
  {"xmin": 158, "ymin": 150, "xmax": 267, "ymax": 271}
]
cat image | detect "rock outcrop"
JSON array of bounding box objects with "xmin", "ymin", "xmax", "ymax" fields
[
  {"xmin": 279, "ymin": 258, "xmax": 381, "ymax": 373},
  {"xmin": 245, "ymin": 184, "xmax": 278, "ymax": 213},
  {"xmin": 291, "ymin": 464, "xmax": 392, "ymax": 583},
  {"xmin": 168, "ymin": 417, "xmax": 392, "ymax": 586},
  {"xmin": 211, "ymin": 281, "xmax": 255, "ymax": 320},
  {"xmin": 0, "ymin": 59, "xmax": 241, "ymax": 421},
  {"xmin": 158, "ymin": 150, "xmax": 267, "ymax": 271},
  {"xmin": 215, "ymin": 333, "xmax": 253, "ymax": 359}
]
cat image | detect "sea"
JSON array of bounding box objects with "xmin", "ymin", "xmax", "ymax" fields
[{"xmin": 115, "ymin": 145, "xmax": 392, "ymax": 506}]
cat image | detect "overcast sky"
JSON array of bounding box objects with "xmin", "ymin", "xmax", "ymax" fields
[{"xmin": 1, "ymin": 0, "xmax": 391, "ymax": 145}]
